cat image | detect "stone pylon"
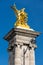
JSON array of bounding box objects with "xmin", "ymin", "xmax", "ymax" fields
[{"xmin": 4, "ymin": 28, "xmax": 40, "ymax": 65}]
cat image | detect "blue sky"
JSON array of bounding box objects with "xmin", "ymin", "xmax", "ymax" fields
[{"xmin": 0, "ymin": 0, "xmax": 43, "ymax": 65}]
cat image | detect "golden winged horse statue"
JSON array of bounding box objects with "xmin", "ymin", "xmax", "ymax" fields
[{"xmin": 11, "ymin": 4, "xmax": 30, "ymax": 29}]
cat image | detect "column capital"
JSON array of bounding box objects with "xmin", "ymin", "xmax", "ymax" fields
[{"xmin": 29, "ymin": 43, "xmax": 37, "ymax": 50}]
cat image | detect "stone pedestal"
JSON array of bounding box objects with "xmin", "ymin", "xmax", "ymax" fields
[{"xmin": 4, "ymin": 28, "xmax": 40, "ymax": 65}]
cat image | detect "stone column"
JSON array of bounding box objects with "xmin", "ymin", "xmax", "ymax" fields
[
  {"xmin": 25, "ymin": 47, "xmax": 29, "ymax": 65},
  {"xmin": 29, "ymin": 47, "xmax": 35, "ymax": 65},
  {"xmin": 9, "ymin": 51, "xmax": 14, "ymax": 65},
  {"xmin": 14, "ymin": 44, "xmax": 21, "ymax": 65},
  {"xmin": 22, "ymin": 45, "xmax": 30, "ymax": 65}
]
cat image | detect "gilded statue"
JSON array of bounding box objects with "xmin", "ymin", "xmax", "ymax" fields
[{"xmin": 11, "ymin": 4, "xmax": 30, "ymax": 29}]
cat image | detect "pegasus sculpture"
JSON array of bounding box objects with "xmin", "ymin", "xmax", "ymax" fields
[{"xmin": 11, "ymin": 4, "xmax": 30, "ymax": 29}]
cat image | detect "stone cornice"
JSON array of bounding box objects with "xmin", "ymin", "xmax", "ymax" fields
[{"xmin": 4, "ymin": 28, "xmax": 40, "ymax": 41}]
